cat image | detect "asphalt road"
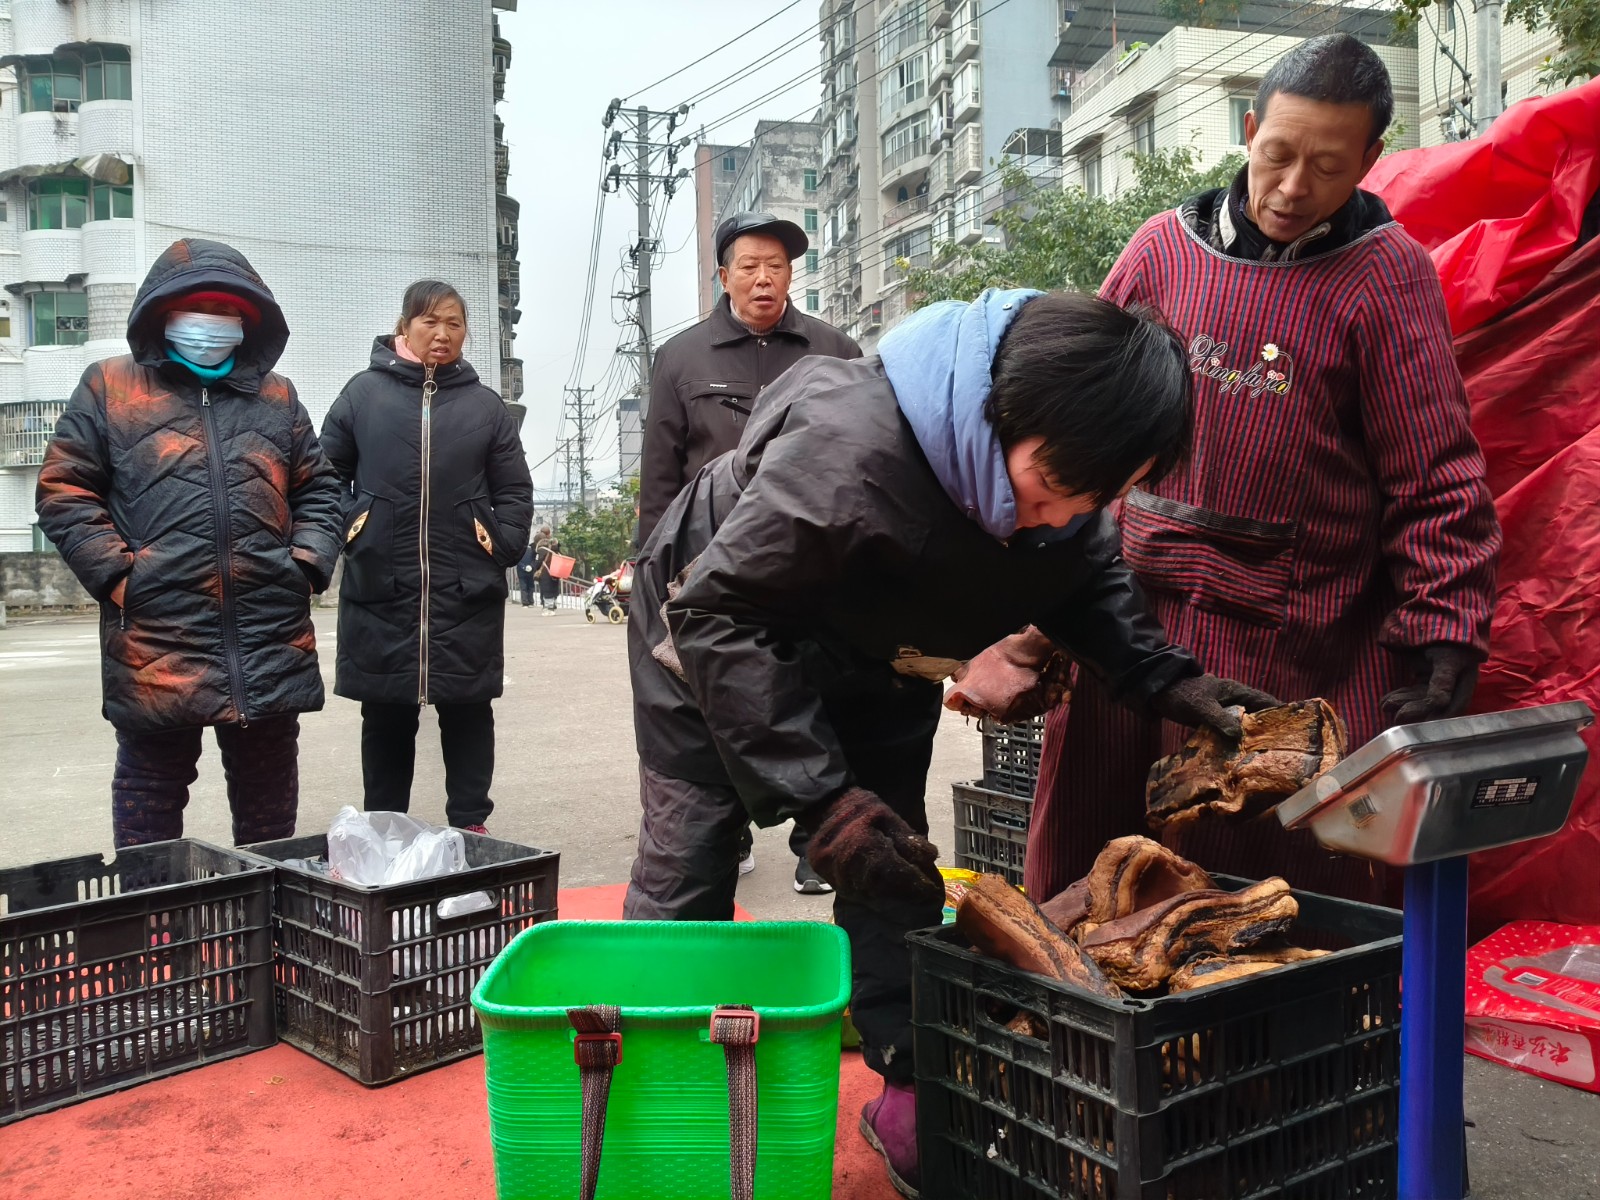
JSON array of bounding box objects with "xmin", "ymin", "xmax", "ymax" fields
[{"xmin": 1, "ymin": 607, "xmax": 1595, "ymax": 1197}]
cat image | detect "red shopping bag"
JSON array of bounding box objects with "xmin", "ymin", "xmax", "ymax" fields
[{"xmin": 547, "ymin": 552, "xmax": 575, "ymax": 580}]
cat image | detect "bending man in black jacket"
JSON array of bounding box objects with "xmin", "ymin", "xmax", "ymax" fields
[{"xmin": 625, "ymin": 289, "xmax": 1273, "ymax": 1198}]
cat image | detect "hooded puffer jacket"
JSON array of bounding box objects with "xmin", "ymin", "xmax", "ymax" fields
[
  {"xmin": 319, "ymin": 337, "xmax": 533, "ymax": 706},
  {"xmin": 35, "ymin": 238, "xmax": 344, "ymax": 732}
]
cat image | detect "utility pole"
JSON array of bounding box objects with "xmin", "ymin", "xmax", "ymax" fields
[
  {"xmin": 600, "ymin": 98, "xmax": 690, "ymax": 480},
  {"xmin": 1474, "ymin": 0, "xmax": 1504, "ymax": 133},
  {"xmin": 563, "ymin": 385, "xmax": 593, "ymax": 508},
  {"xmin": 634, "ymin": 106, "xmax": 654, "ymax": 420}
]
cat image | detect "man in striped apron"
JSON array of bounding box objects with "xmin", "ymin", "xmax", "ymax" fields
[{"xmin": 1002, "ymin": 34, "xmax": 1501, "ymax": 904}]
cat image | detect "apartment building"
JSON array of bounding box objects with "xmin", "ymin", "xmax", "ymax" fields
[
  {"xmin": 0, "ymin": 0, "xmax": 519, "ymax": 552},
  {"xmin": 815, "ymin": 0, "xmax": 1065, "ymax": 351},
  {"xmin": 1050, "ymin": 1, "xmax": 1415, "ymax": 202},
  {"xmin": 693, "ymin": 119, "xmax": 825, "ymax": 320}
]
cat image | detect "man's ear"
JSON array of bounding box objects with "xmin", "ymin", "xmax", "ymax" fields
[{"xmin": 1358, "ymin": 137, "xmax": 1384, "ymax": 181}]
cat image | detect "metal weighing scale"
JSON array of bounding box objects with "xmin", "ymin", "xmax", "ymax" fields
[{"xmin": 1278, "ymin": 701, "xmax": 1595, "ymax": 1200}]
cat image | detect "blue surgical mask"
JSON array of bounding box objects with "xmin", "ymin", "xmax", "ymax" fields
[{"xmin": 165, "ymin": 311, "xmax": 245, "ymax": 366}]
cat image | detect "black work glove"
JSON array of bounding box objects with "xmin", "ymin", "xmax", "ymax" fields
[
  {"xmin": 1152, "ymin": 673, "xmax": 1280, "ymax": 740},
  {"xmin": 1381, "ymin": 644, "xmax": 1483, "ymax": 725},
  {"xmin": 805, "ymin": 788, "xmax": 944, "ymax": 906}
]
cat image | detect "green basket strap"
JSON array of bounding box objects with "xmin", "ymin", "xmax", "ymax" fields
[
  {"xmin": 568, "ymin": 1005, "xmax": 622, "ymax": 1200},
  {"xmin": 709, "ymin": 1005, "xmax": 760, "ymax": 1200}
]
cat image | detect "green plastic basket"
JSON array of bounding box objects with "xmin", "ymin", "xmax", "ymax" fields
[{"xmin": 472, "ymin": 920, "xmax": 851, "ymax": 1200}]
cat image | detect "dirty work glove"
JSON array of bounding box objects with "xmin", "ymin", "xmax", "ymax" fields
[
  {"xmin": 943, "ymin": 627, "xmax": 1071, "ymax": 724},
  {"xmin": 1381, "ymin": 644, "xmax": 1483, "ymax": 726},
  {"xmin": 1152, "ymin": 674, "xmax": 1280, "ymax": 740},
  {"xmin": 805, "ymin": 788, "xmax": 944, "ymax": 907}
]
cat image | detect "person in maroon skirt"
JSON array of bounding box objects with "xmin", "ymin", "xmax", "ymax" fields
[{"xmin": 949, "ymin": 34, "xmax": 1501, "ymax": 906}]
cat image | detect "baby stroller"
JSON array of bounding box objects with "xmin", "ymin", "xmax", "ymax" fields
[{"xmin": 582, "ymin": 560, "xmax": 633, "ymax": 625}]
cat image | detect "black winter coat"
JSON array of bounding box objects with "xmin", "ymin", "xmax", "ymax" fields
[
  {"xmin": 320, "ymin": 338, "xmax": 533, "ymax": 705},
  {"xmin": 630, "ymin": 355, "xmax": 1201, "ymax": 826},
  {"xmin": 35, "ymin": 238, "xmax": 343, "ymax": 732},
  {"xmin": 638, "ymin": 295, "xmax": 861, "ymax": 544}
]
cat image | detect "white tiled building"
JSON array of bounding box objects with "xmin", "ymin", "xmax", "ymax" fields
[
  {"xmin": 1051, "ymin": 3, "xmax": 1418, "ymax": 203},
  {"xmin": 0, "ymin": 0, "xmax": 518, "ymax": 553}
]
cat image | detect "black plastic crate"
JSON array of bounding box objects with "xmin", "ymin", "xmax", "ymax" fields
[
  {"xmin": 980, "ymin": 717, "xmax": 1046, "ymax": 798},
  {"xmin": 1, "ymin": 841, "xmax": 276, "ymax": 1124},
  {"xmin": 910, "ymin": 881, "xmax": 1403, "ymax": 1200},
  {"xmin": 954, "ymin": 780, "xmax": 1032, "ymax": 886},
  {"xmin": 239, "ymin": 833, "xmax": 558, "ymax": 1085}
]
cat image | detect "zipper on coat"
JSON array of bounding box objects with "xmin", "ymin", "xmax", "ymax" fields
[
  {"xmin": 417, "ymin": 365, "xmax": 436, "ymax": 706},
  {"xmin": 201, "ymin": 387, "xmax": 251, "ymax": 726}
]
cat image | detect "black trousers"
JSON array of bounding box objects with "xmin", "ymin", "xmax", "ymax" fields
[
  {"xmin": 623, "ymin": 682, "xmax": 941, "ymax": 1084},
  {"xmin": 360, "ymin": 701, "xmax": 495, "ymax": 828},
  {"xmin": 518, "ymin": 569, "xmax": 537, "ymax": 605},
  {"xmin": 112, "ymin": 715, "xmax": 300, "ymax": 849}
]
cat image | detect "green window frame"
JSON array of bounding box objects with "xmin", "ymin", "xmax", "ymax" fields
[
  {"xmin": 83, "ymin": 46, "xmax": 133, "ymax": 103},
  {"xmin": 804, "ymin": 208, "xmax": 819, "ymax": 233},
  {"xmin": 32, "ymin": 291, "xmax": 90, "ymax": 347},
  {"xmin": 19, "ymin": 56, "xmax": 84, "ymax": 113},
  {"xmin": 805, "ymin": 249, "xmax": 819, "ymax": 274},
  {"xmin": 804, "ymin": 168, "xmax": 818, "ymax": 193},
  {"xmin": 27, "ymin": 178, "xmax": 90, "ymax": 230},
  {"xmin": 91, "ymin": 181, "xmax": 134, "ymax": 221},
  {"xmin": 805, "ymin": 290, "xmax": 821, "ymax": 312}
]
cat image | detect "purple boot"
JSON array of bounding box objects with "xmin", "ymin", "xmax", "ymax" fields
[{"xmin": 860, "ymin": 1079, "xmax": 920, "ymax": 1198}]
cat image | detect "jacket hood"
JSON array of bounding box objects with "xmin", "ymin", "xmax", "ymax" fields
[
  {"xmin": 128, "ymin": 239, "xmax": 289, "ymax": 391},
  {"xmin": 877, "ymin": 287, "xmax": 1041, "ymax": 540},
  {"xmin": 368, "ymin": 335, "xmax": 481, "ymax": 389}
]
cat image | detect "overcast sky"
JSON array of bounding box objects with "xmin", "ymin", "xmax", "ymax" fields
[{"xmin": 497, "ymin": 2, "xmax": 824, "ymax": 498}]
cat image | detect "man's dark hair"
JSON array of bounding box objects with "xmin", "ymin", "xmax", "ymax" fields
[
  {"xmin": 1254, "ymin": 33, "xmax": 1394, "ymax": 147},
  {"xmin": 986, "ymin": 291, "xmax": 1192, "ymax": 507},
  {"xmin": 396, "ymin": 279, "xmax": 468, "ymax": 332}
]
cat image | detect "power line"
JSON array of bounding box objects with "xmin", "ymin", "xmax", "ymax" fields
[{"xmin": 628, "ymin": 0, "xmax": 808, "ymax": 104}]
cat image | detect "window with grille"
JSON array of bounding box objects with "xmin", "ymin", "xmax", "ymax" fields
[{"xmin": 32, "ymin": 291, "xmax": 89, "ymax": 346}]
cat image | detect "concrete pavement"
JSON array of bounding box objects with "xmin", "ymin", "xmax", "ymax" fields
[{"xmin": 1, "ymin": 607, "xmax": 1596, "ymax": 1197}]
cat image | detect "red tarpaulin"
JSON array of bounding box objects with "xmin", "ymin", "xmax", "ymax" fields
[
  {"xmin": 1365, "ymin": 78, "xmax": 1600, "ymax": 335},
  {"xmin": 1366, "ymin": 82, "xmax": 1600, "ymax": 935}
]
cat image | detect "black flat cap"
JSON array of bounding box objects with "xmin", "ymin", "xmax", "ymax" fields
[{"xmin": 715, "ymin": 211, "xmax": 809, "ymax": 264}]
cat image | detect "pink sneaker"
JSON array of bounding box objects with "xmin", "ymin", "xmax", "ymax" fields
[
  {"xmin": 860, "ymin": 1080, "xmax": 920, "ymax": 1198},
  {"xmin": 460, "ymin": 824, "xmax": 488, "ymax": 836}
]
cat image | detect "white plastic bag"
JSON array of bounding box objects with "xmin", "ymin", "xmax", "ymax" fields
[
  {"xmin": 326, "ymin": 806, "xmax": 466, "ymax": 886},
  {"xmin": 322, "ymin": 808, "xmax": 496, "ymax": 986}
]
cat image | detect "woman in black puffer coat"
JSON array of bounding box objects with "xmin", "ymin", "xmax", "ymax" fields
[{"xmin": 320, "ymin": 280, "xmax": 533, "ymax": 831}]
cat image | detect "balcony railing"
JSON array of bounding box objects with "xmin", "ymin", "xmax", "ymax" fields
[
  {"xmin": 500, "ymin": 358, "xmax": 524, "ymax": 403},
  {"xmin": 493, "ymin": 69, "xmax": 506, "ymax": 103},
  {"xmin": 883, "ymin": 134, "xmax": 930, "ymax": 177},
  {"xmin": 498, "ymin": 256, "xmax": 520, "ymax": 304},
  {"xmin": 495, "ymin": 144, "xmax": 509, "ymax": 191},
  {"xmin": 883, "ymin": 193, "xmax": 930, "ymax": 228},
  {"xmin": 1075, "ymin": 40, "xmax": 1125, "ymax": 109},
  {"xmin": 0, "ymin": 400, "xmax": 68, "ymax": 468}
]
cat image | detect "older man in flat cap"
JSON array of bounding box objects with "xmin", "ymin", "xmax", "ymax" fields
[{"xmin": 638, "ymin": 209, "xmax": 861, "ymax": 895}]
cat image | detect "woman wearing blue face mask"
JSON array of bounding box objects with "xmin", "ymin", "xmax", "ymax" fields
[{"xmin": 36, "ymin": 238, "xmax": 345, "ymax": 848}]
